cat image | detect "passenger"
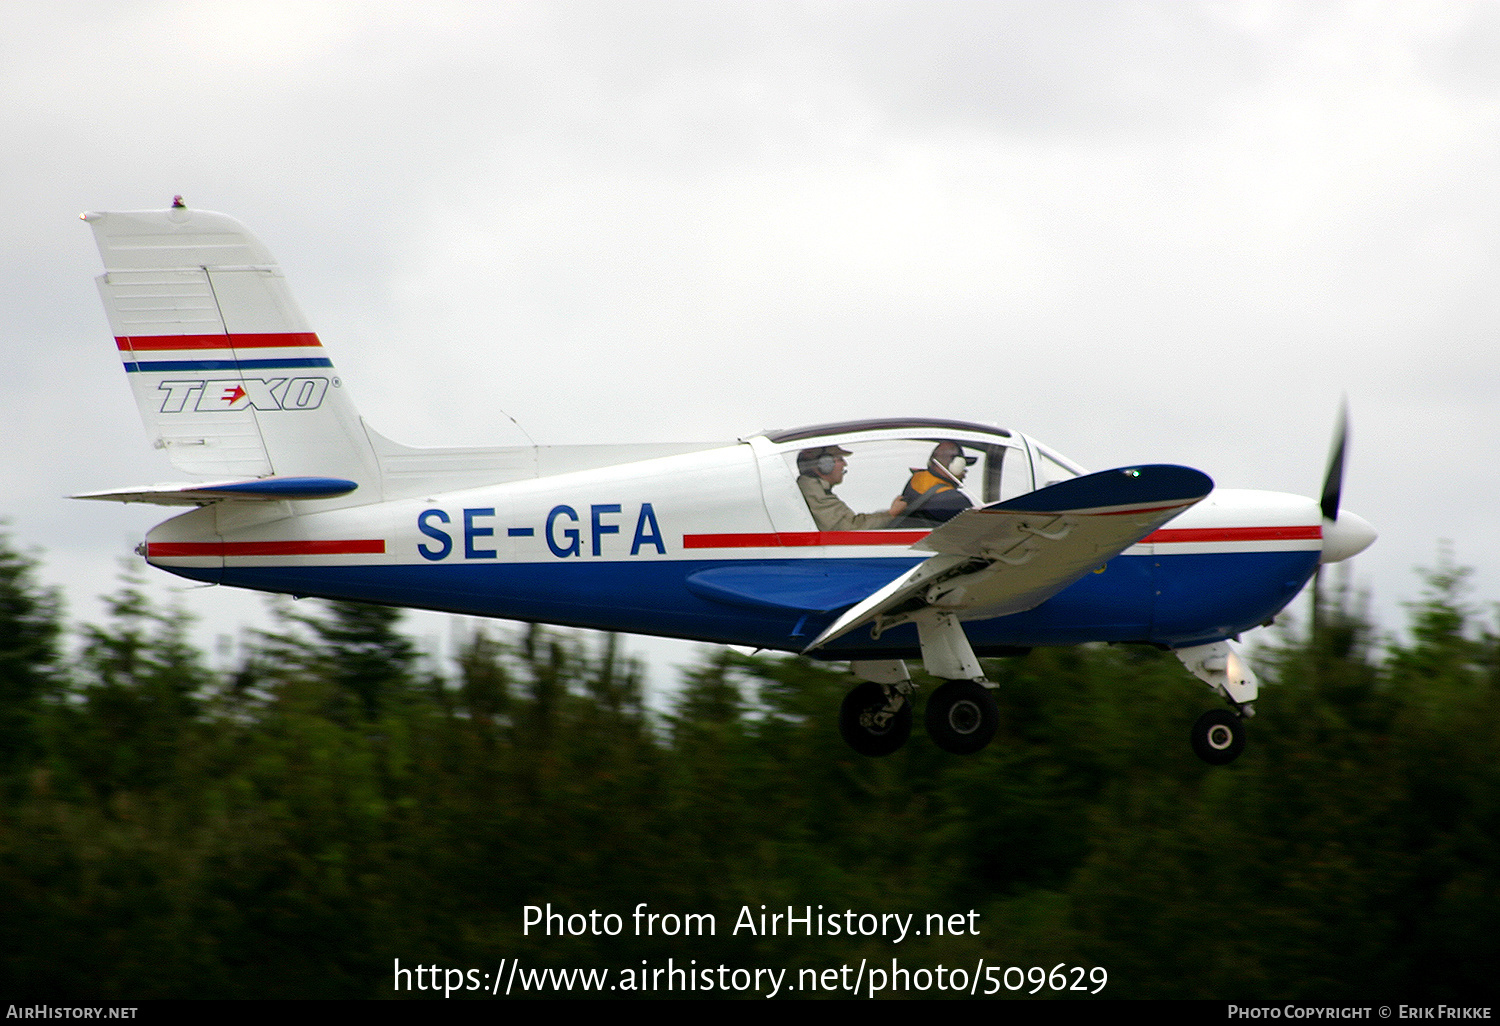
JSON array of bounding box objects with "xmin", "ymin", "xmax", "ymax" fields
[
  {"xmin": 898, "ymin": 441, "xmax": 976, "ymax": 525},
  {"xmin": 796, "ymin": 446, "xmax": 907, "ymax": 531}
]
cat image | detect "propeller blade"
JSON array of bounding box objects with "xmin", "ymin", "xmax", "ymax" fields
[{"xmin": 1320, "ymin": 401, "xmax": 1348, "ymax": 522}]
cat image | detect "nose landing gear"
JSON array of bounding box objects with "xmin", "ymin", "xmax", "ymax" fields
[
  {"xmin": 1190, "ymin": 708, "xmax": 1246, "ymax": 765},
  {"xmin": 1177, "ymin": 641, "xmax": 1256, "ymax": 765}
]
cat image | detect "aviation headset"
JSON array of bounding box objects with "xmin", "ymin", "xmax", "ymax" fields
[
  {"xmin": 934, "ymin": 442, "xmax": 975, "ymax": 481},
  {"xmin": 799, "ymin": 447, "xmax": 846, "ymax": 477}
]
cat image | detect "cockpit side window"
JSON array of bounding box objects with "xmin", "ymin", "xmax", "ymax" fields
[
  {"xmin": 782, "ymin": 438, "xmax": 1025, "ymax": 530},
  {"xmin": 983, "ymin": 443, "xmax": 1033, "ymax": 503},
  {"xmin": 785, "ymin": 439, "xmax": 932, "ymax": 530}
]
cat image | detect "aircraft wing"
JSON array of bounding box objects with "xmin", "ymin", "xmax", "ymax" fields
[{"xmin": 804, "ymin": 464, "xmax": 1212, "ymax": 652}]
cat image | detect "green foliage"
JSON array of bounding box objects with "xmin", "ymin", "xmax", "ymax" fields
[
  {"xmin": 55, "ymin": 571, "xmax": 211, "ymax": 801},
  {"xmin": 0, "ymin": 541, "xmax": 1497, "ymax": 999},
  {"xmin": 251, "ymin": 598, "xmax": 419, "ymax": 721},
  {"xmin": 0, "ymin": 529, "xmax": 62, "ymax": 773}
]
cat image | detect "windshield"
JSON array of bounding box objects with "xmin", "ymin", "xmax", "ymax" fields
[{"xmin": 1032, "ymin": 444, "xmax": 1085, "ymax": 489}]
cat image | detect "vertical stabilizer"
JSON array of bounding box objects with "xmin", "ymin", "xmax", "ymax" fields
[{"xmin": 84, "ymin": 207, "xmax": 379, "ymax": 491}]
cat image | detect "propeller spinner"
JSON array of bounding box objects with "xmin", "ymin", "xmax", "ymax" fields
[{"xmin": 1318, "ymin": 402, "xmax": 1377, "ymax": 564}]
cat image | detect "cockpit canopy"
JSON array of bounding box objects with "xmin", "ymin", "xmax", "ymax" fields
[{"xmin": 757, "ymin": 418, "xmax": 1086, "ymax": 532}]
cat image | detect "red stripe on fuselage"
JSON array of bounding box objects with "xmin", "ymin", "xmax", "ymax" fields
[
  {"xmin": 147, "ymin": 539, "xmax": 384, "ymax": 558},
  {"xmin": 683, "ymin": 523, "xmax": 1322, "ymax": 549},
  {"xmin": 1143, "ymin": 525, "xmax": 1321, "ymax": 544},
  {"xmin": 117, "ymin": 333, "xmax": 323, "ymax": 351}
]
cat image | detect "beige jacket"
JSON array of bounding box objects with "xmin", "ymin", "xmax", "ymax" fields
[{"xmin": 798, "ymin": 474, "xmax": 895, "ymax": 531}]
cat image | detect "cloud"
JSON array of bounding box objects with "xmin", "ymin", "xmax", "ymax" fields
[{"xmin": 6, "ymin": 1, "xmax": 1500, "ymax": 670}]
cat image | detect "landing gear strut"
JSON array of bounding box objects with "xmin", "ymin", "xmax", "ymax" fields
[
  {"xmin": 839, "ymin": 641, "xmax": 1003, "ymax": 756},
  {"xmin": 1177, "ymin": 641, "xmax": 1256, "ymax": 765}
]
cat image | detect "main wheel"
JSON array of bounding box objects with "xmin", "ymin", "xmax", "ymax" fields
[
  {"xmin": 925, "ymin": 679, "xmax": 999, "ymax": 755},
  {"xmin": 1191, "ymin": 709, "xmax": 1246, "ymax": 765},
  {"xmin": 838, "ymin": 681, "xmax": 912, "ymax": 757}
]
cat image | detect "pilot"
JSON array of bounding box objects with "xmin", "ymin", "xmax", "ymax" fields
[
  {"xmin": 796, "ymin": 446, "xmax": 907, "ymax": 531},
  {"xmin": 897, "ymin": 441, "xmax": 977, "ymax": 525}
]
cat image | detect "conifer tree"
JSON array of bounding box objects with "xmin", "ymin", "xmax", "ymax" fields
[{"xmin": 0, "ymin": 530, "xmax": 61, "ymax": 774}]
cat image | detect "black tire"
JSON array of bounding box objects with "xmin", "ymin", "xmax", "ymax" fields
[
  {"xmin": 838, "ymin": 681, "xmax": 912, "ymax": 757},
  {"xmin": 1191, "ymin": 709, "xmax": 1246, "ymax": 765},
  {"xmin": 924, "ymin": 679, "xmax": 999, "ymax": 755}
]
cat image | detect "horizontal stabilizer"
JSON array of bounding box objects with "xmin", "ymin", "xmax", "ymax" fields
[
  {"xmin": 805, "ymin": 465, "xmax": 1212, "ymax": 652},
  {"xmin": 72, "ymin": 476, "xmax": 359, "ymax": 505}
]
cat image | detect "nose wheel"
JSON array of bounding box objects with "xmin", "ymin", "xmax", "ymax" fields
[{"xmin": 1190, "ymin": 708, "xmax": 1246, "ymax": 765}]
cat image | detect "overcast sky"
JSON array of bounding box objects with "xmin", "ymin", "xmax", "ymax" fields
[{"xmin": 4, "ymin": 1, "xmax": 1498, "ymax": 688}]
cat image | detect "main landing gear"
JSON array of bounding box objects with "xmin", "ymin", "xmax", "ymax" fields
[
  {"xmin": 840, "ymin": 613, "xmax": 1002, "ymax": 757},
  {"xmin": 925, "ymin": 679, "xmax": 999, "ymax": 755},
  {"xmin": 837, "ymin": 675, "xmax": 999, "ymax": 757},
  {"xmin": 838, "ymin": 681, "xmax": 912, "ymax": 756}
]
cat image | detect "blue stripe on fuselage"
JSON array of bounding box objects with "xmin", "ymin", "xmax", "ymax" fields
[{"xmin": 157, "ymin": 549, "xmax": 1318, "ymax": 657}]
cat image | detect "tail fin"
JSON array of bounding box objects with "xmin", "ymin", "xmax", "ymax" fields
[{"xmin": 84, "ymin": 207, "xmax": 379, "ymax": 490}]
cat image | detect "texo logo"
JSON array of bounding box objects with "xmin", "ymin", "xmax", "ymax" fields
[{"xmin": 156, "ymin": 377, "xmax": 330, "ymax": 413}]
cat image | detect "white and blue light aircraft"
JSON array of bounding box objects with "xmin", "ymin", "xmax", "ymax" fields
[{"xmin": 78, "ymin": 206, "xmax": 1376, "ymax": 763}]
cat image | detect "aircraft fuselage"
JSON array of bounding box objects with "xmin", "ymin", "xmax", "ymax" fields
[{"xmin": 142, "ymin": 435, "xmax": 1322, "ymax": 659}]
